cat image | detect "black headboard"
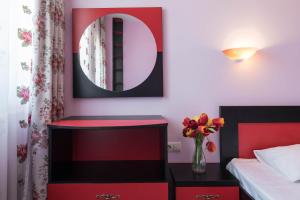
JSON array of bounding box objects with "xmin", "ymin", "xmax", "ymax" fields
[{"xmin": 219, "ymin": 106, "xmax": 300, "ymax": 168}]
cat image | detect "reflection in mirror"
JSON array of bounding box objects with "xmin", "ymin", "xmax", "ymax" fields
[{"xmin": 79, "ymin": 14, "xmax": 157, "ymax": 92}]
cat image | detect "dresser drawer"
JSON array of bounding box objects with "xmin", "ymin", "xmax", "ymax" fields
[
  {"xmin": 176, "ymin": 186, "xmax": 239, "ymax": 200},
  {"xmin": 48, "ymin": 183, "xmax": 168, "ymax": 200}
]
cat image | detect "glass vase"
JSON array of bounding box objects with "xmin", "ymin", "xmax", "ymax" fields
[{"xmin": 192, "ymin": 134, "xmax": 206, "ymax": 173}]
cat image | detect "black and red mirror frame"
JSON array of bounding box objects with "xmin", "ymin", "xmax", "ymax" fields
[{"xmin": 72, "ymin": 7, "xmax": 163, "ymax": 98}]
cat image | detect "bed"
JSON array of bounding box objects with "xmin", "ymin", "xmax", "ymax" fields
[{"xmin": 220, "ymin": 106, "xmax": 300, "ymax": 200}]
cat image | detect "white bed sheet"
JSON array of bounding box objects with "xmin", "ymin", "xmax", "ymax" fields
[{"xmin": 226, "ymin": 158, "xmax": 300, "ymax": 200}]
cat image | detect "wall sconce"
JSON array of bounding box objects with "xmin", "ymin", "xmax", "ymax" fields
[{"xmin": 222, "ymin": 47, "xmax": 258, "ymax": 62}]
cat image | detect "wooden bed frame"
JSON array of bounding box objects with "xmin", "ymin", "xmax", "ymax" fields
[{"xmin": 220, "ymin": 106, "xmax": 300, "ymax": 200}]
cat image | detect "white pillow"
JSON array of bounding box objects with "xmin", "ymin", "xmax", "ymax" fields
[{"xmin": 254, "ymin": 144, "xmax": 300, "ymax": 182}]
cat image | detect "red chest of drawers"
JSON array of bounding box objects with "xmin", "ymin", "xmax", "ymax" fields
[
  {"xmin": 176, "ymin": 186, "xmax": 239, "ymax": 200},
  {"xmin": 48, "ymin": 183, "xmax": 168, "ymax": 200},
  {"xmin": 170, "ymin": 164, "xmax": 239, "ymax": 200},
  {"xmin": 47, "ymin": 116, "xmax": 169, "ymax": 200}
]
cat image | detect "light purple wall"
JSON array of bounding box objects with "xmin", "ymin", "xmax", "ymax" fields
[{"xmin": 64, "ymin": 0, "xmax": 300, "ymax": 163}]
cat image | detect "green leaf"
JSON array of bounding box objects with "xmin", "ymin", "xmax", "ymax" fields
[
  {"xmin": 208, "ymin": 127, "xmax": 216, "ymax": 133},
  {"xmin": 21, "ymin": 62, "xmax": 30, "ymax": 71},
  {"xmin": 17, "ymin": 28, "xmax": 23, "ymax": 39}
]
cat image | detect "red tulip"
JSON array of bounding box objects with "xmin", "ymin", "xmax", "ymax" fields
[
  {"xmin": 212, "ymin": 118, "xmax": 224, "ymax": 128},
  {"xmin": 189, "ymin": 120, "xmax": 198, "ymax": 129},
  {"xmin": 185, "ymin": 128, "xmax": 197, "ymax": 138},
  {"xmin": 189, "ymin": 130, "xmax": 198, "ymax": 138},
  {"xmin": 198, "ymin": 126, "xmax": 210, "ymax": 136},
  {"xmin": 183, "ymin": 117, "xmax": 190, "ymax": 127},
  {"xmin": 198, "ymin": 113, "xmax": 208, "ymax": 125},
  {"xmin": 206, "ymin": 141, "xmax": 217, "ymax": 152}
]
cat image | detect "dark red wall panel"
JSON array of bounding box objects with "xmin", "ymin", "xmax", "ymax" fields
[{"xmin": 72, "ymin": 128, "xmax": 162, "ymax": 161}]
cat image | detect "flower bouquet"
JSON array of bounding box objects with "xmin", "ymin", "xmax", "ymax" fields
[{"xmin": 182, "ymin": 113, "xmax": 224, "ymax": 173}]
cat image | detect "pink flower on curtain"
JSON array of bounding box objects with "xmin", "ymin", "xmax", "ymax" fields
[
  {"xmin": 17, "ymin": 144, "xmax": 27, "ymax": 163},
  {"xmin": 36, "ymin": 17, "xmax": 46, "ymax": 40},
  {"xmin": 32, "ymin": 187, "xmax": 40, "ymax": 200},
  {"xmin": 18, "ymin": 28, "xmax": 32, "ymax": 47},
  {"xmin": 33, "ymin": 69, "xmax": 47, "ymax": 96},
  {"xmin": 31, "ymin": 130, "xmax": 42, "ymax": 145},
  {"xmin": 17, "ymin": 86, "xmax": 30, "ymax": 104}
]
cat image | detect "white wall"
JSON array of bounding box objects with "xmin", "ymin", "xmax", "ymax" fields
[{"xmin": 64, "ymin": 0, "xmax": 300, "ymax": 163}]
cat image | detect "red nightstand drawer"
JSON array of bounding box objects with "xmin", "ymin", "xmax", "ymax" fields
[
  {"xmin": 48, "ymin": 183, "xmax": 168, "ymax": 200},
  {"xmin": 176, "ymin": 186, "xmax": 239, "ymax": 200}
]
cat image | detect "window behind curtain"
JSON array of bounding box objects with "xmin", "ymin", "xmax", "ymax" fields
[{"xmin": 0, "ymin": 1, "xmax": 9, "ymax": 199}]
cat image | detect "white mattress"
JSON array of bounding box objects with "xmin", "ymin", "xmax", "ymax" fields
[{"xmin": 226, "ymin": 158, "xmax": 300, "ymax": 200}]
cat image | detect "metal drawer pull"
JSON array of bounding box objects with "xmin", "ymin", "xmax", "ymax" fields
[
  {"xmin": 196, "ymin": 194, "xmax": 221, "ymax": 200},
  {"xmin": 96, "ymin": 194, "xmax": 120, "ymax": 200}
]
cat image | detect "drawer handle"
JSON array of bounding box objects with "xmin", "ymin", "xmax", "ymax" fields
[
  {"xmin": 96, "ymin": 194, "xmax": 120, "ymax": 200},
  {"xmin": 196, "ymin": 194, "xmax": 221, "ymax": 200}
]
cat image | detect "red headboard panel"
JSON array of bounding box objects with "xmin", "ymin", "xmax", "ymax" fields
[
  {"xmin": 238, "ymin": 123, "xmax": 300, "ymax": 158},
  {"xmin": 220, "ymin": 106, "xmax": 300, "ymax": 166}
]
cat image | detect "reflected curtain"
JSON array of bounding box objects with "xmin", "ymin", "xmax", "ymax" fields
[
  {"xmin": 4, "ymin": 0, "xmax": 65, "ymax": 199},
  {"xmin": 79, "ymin": 18, "xmax": 107, "ymax": 89}
]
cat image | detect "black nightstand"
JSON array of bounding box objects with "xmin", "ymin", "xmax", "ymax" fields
[{"xmin": 170, "ymin": 163, "xmax": 239, "ymax": 200}]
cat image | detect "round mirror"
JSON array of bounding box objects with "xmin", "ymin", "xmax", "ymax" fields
[{"xmin": 79, "ymin": 13, "xmax": 157, "ymax": 92}]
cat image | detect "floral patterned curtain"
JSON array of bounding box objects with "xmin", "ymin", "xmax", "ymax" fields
[
  {"xmin": 8, "ymin": 0, "xmax": 65, "ymax": 199},
  {"xmin": 79, "ymin": 18, "xmax": 107, "ymax": 89},
  {"xmin": 11, "ymin": 1, "xmax": 33, "ymax": 199}
]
